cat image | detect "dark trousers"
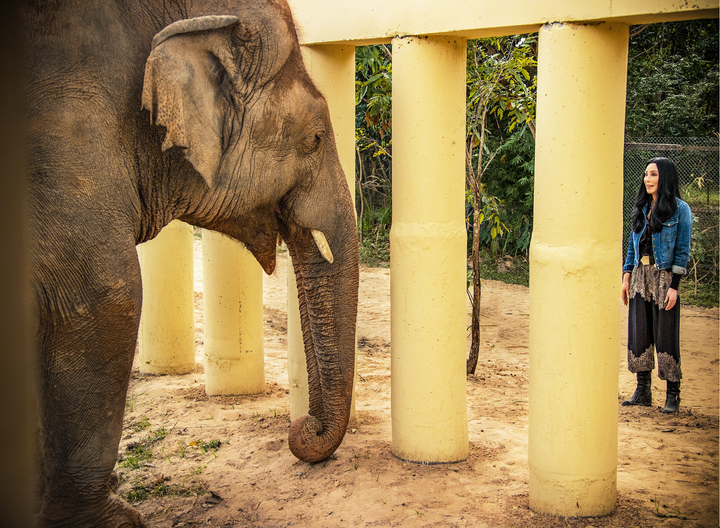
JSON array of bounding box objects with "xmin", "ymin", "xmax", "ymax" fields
[{"xmin": 627, "ymin": 292, "xmax": 682, "ymax": 382}]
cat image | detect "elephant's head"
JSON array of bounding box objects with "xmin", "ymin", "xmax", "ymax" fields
[{"xmin": 140, "ymin": 5, "xmax": 358, "ymax": 463}]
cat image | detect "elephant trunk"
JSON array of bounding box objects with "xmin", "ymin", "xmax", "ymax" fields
[{"xmin": 283, "ymin": 207, "xmax": 358, "ymax": 463}]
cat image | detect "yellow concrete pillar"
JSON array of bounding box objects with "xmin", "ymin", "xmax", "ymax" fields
[
  {"xmin": 390, "ymin": 36, "xmax": 468, "ymax": 463},
  {"xmin": 529, "ymin": 22, "xmax": 628, "ymax": 517},
  {"xmin": 288, "ymin": 44, "xmax": 357, "ymax": 420},
  {"xmin": 286, "ymin": 259, "xmax": 308, "ymax": 419},
  {"xmin": 203, "ymin": 230, "xmax": 264, "ymax": 395},
  {"xmin": 137, "ymin": 220, "xmax": 195, "ymax": 375}
]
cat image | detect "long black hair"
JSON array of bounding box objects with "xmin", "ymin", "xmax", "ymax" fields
[{"xmin": 630, "ymin": 157, "xmax": 680, "ymax": 233}]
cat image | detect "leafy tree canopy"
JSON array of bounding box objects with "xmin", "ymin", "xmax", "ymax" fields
[{"xmin": 626, "ymin": 19, "xmax": 719, "ymax": 138}]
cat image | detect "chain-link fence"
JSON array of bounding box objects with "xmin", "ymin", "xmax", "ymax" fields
[{"xmin": 623, "ymin": 137, "xmax": 719, "ymax": 286}]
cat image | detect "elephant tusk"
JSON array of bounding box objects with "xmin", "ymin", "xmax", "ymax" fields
[{"xmin": 311, "ymin": 230, "xmax": 334, "ymax": 264}]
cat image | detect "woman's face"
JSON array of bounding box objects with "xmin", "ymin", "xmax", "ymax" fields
[{"xmin": 644, "ymin": 163, "xmax": 660, "ymax": 201}]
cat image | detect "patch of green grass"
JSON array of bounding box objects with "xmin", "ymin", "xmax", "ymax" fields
[
  {"xmin": 125, "ymin": 392, "xmax": 135, "ymax": 412},
  {"xmin": 127, "ymin": 478, "xmax": 149, "ymax": 504},
  {"xmin": 189, "ymin": 438, "xmax": 222, "ymax": 454},
  {"xmin": 359, "ymin": 233, "xmax": 390, "ymax": 268},
  {"xmin": 119, "ymin": 444, "xmax": 153, "ymax": 470},
  {"xmin": 148, "ymin": 426, "xmax": 169, "ymax": 443},
  {"xmin": 682, "ymin": 279, "xmax": 719, "ymax": 308},
  {"xmin": 124, "ymin": 476, "xmax": 209, "ymax": 505},
  {"xmin": 133, "ymin": 416, "xmax": 151, "ymax": 432},
  {"xmin": 117, "ymin": 425, "xmax": 171, "ymax": 470},
  {"xmin": 358, "ymin": 208, "xmax": 391, "ymax": 268},
  {"xmin": 682, "ymin": 180, "xmax": 719, "ymax": 208},
  {"xmin": 473, "ymin": 254, "xmax": 530, "ymax": 287}
]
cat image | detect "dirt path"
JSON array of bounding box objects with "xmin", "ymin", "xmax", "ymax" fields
[{"xmin": 118, "ymin": 242, "xmax": 719, "ymax": 527}]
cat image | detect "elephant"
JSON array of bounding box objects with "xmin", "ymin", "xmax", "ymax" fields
[{"xmin": 23, "ymin": 1, "xmax": 359, "ymax": 525}]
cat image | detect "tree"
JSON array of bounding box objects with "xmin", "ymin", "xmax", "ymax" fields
[
  {"xmin": 626, "ymin": 19, "xmax": 719, "ymax": 138},
  {"xmin": 465, "ymin": 35, "xmax": 537, "ymax": 375},
  {"xmin": 355, "ymin": 45, "xmax": 393, "ymax": 246}
]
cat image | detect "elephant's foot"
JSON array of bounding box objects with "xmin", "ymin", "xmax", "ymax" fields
[
  {"xmin": 99, "ymin": 494, "xmax": 145, "ymax": 528},
  {"xmin": 37, "ymin": 492, "xmax": 144, "ymax": 528}
]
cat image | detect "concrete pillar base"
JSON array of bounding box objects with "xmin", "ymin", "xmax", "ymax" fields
[{"xmin": 530, "ymin": 465, "xmax": 617, "ymax": 518}]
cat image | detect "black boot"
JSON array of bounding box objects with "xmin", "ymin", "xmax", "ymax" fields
[
  {"xmin": 621, "ymin": 371, "xmax": 652, "ymax": 406},
  {"xmin": 661, "ymin": 381, "xmax": 681, "ymax": 413}
]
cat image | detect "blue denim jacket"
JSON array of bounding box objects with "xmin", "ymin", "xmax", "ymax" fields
[{"xmin": 623, "ymin": 198, "xmax": 692, "ymax": 276}]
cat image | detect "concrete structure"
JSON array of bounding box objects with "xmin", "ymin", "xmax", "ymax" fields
[
  {"xmin": 130, "ymin": 0, "xmax": 717, "ymax": 518},
  {"xmin": 137, "ymin": 220, "xmax": 195, "ymax": 375},
  {"xmin": 390, "ymin": 35, "xmax": 468, "ymax": 463},
  {"xmin": 528, "ymin": 22, "xmax": 628, "ymax": 517},
  {"xmin": 290, "ymin": 0, "xmax": 717, "ymax": 43},
  {"xmin": 203, "ymin": 230, "xmax": 265, "ymax": 395},
  {"xmin": 287, "ymin": 0, "xmax": 717, "ymax": 517}
]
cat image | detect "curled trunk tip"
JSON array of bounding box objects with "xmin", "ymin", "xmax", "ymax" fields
[{"xmin": 288, "ymin": 415, "xmax": 344, "ymax": 463}]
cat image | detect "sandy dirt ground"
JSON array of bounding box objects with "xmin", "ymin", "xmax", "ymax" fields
[{"xmin": 117, "ymin": 240, "xmax": 719, "ymax": 527}]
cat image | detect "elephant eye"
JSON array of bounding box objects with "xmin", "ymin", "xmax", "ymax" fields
[{"xmin": 301, "ymin": 130, "xmax": 323, "ymax": 154}]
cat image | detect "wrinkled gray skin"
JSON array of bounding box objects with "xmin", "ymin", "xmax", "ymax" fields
[{"xmin": 24, "ymin": 1, "xmax": 358, "ymax": 526}]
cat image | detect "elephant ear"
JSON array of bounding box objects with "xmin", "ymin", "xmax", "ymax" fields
[{"xmin": 141, "ymin": 16, "xmax": 240, "ymax": 187}]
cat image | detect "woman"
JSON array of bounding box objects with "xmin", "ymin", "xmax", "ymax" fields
[{"xmin": 621, "ymin": 157, "xmax": 692, "ymax": 413}]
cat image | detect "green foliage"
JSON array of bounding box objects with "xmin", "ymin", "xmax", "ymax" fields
[
  {"xmin": 466, "ymin": 35, "xmax": 537, "ymax": 148},
  {"xmin": 118, "ymin": 424, "xmax": 169, "ymax": 469},
  {"xmin": 148, "ymin": 426, "xmax": 169, "ymax": 443},
  {"xmin": 626, "ymin": 20, "xmax": 719, "ymax": 137},
  {"xmin": 682, "ymin": 278, "xmax": 719, "ymax": 308},
  {"xmin": 466, "ymin": 187, "xmax": 508, "ymax": 257},
  {"xmin": 687, "ymin": 209, "xmax": 719, "ymax": 294},
  {"xmin": 479, "ymin": 126, "xmax": 535, "ymax": 256},
  {"xmin": 465, "ymin": 35, "xmax": 537, "ymax": 261},
  {"xmin": 356, "ymin": 45, "xmax": 392, "ymax": 155},
  {"xmin": 358, "ymin": 203, "xmax": 391, "ymax": 267},
  {"xmin": 124, "ymin": 475, "xmax": 209, "ymax": 505},
  {"xmin": 133, "ymin": 416, "xmax": 151, "ymax": 432},
  {"xmin": 470, "ymin": 249, "xmax": 530, "ymax": 287},
  {"xmin": 126, "ymin": 478, "xmax": 150, "ymax": 504},
  {"xmin": 119, "ymin": 445, "xmax": 153, "ymax": 470},
  {"xmin": 194, "ymin": 438, "xmax": 222, "ymax": 453},
  {"xmin": 356, "ymin": 45, "xmax": 393, "ymax": 258}
]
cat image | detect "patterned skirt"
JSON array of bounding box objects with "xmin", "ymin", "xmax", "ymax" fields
[{"xmin": 626, "ymin": 263, "xmax": 682, "ymax": 382}]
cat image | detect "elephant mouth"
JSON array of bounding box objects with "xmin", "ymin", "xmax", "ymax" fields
[
  {"xmin": 235, "ymin": 203, "xmax": 287, "ymax": 276},
  {"xmin": 273, "ymin": 201, "xmax": 334, "ymax": 268}
]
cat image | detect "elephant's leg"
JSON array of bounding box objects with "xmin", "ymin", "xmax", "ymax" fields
[{"xmin": 36, "ymin": 265, "xmax": 144, "ymax": 527}]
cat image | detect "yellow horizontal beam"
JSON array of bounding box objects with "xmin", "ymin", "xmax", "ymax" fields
[{"xmin": 289, "ymin": 0, "xmax": 718, "ymax": 44}]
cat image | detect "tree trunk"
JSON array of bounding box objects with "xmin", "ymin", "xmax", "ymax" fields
[
  {"xmin": 466, "ymin": 106, "xmax": 487, "ymax": 376},
  {"xmin": 466, "ymin": 192, "xmax": 482, "ymax": 375},
  {"xmin": 356, "ymin": 147, "xmax": 365, "ymax": 245}
]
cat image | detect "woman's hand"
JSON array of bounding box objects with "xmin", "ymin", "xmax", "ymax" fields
[
  {"xmin": 664, "ymin": 287, "xmax": 678, "ymax": 310},
  {"xmin": 621, "ymin": 273, "xmax": 631, "ymax": 306}
]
